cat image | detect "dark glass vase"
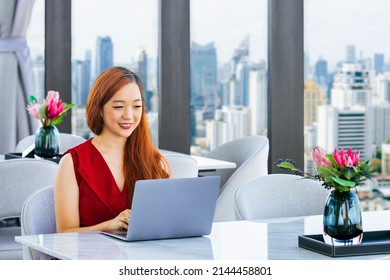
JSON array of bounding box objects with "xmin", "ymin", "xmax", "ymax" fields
[
  {"xmin": 323, "ymin": 189, "xmax": 363, "ymax": 246},
  {"xmin": 34, "ymin": 125, "xmax": 60, "ymax": 158}
]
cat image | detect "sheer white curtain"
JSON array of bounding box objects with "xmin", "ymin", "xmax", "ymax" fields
[{"xmin": 0, "ymin": 0, "xmax": 37, "ymax": 153}]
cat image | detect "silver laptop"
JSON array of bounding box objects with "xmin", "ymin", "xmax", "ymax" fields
[{"xmin": 100, "ymin": 176, "xmax": 220, "ymax": 241}]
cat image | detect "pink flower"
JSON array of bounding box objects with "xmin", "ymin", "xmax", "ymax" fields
[
  {"xmin": 26, "ymin": 91, "xmax": 73, "ymax": 126},
  {"xmin": 312, "ymin": 146, "xmax": 332, "ymax": 168},
  {"xmin": 45, "ymin": 90, "xmax": 60, "ymax": 103},
  {"xmin": 46, "ymin": 96, "xmax": 65, "ymax": 119},
  {"xmin": 333, "ymin": 147, "xmax": 360, "ymax": 167},
  {"xmin": 26, "ymin": 102, "xmax": 41, "ymax": 119}
]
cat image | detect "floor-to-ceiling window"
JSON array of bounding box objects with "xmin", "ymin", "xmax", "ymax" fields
[
  {"xmin": 26, "ymin": 0, "xmax": 45, "ymax": 101},
  {"xmin": 71, "ymin": 0, "xmax": 159, "ymax": 144},
  {"xmin": 304, "ymin": 0, "xmax": 390, "ymax": 211},
  {"xmin": 190, "ymin": 0, "xmax": 268, "ymax": 155}
]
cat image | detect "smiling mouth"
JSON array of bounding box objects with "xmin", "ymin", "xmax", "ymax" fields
[{"xmin": 119, "ymin": 123, "xmax": 132, "ymax": 129}]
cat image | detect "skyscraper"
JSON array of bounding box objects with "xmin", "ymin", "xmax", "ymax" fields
[
  {"xmin": 135, "ymin": 48, "xmax": 148, "ymax": 91},
  {"xmin": 190, "ymin": 42, "xmax": 218, "ymax": 114},
  {"xmin": 376, "ymin": 72, "xmax": 390, "ymax": 103},
  {"xmin": 369, "ymin": 105, "xmax": 390, "ymax": 149},
  {"xmin": 32, "ymin": 55, "xmax": 45, "ymax": 100},
  {"xmin": 72, "ymin": 50, "xmax": 91, "ymax": 106},
  {"xmin": 314, "ymin": 57, "xmax": 328, "ymax": 86},
  {"xmin": 374, "ymin": 53, "xmax": 385, "ymax": 74},
  {"xmin": 206, "ymin": 106, "xmax": 251, "ymax": 150},
  {"xmin": 95, "ymin": 36, "xmax": 113, "ymax": 78},
  {"xmin": 227, "ymin": 36, "xmax": 250, "ymax": 107},
  {"xmin": 304, "ymin": 80, "xmax": 326, "ymax": 126},
  {"xmin": 346, "ymin": 45, "xmax": 356, "ymax": 63},
  {"xmin": 318, "ymin": 105, "xmax": 371, "ymax": 160},
  {"xmin": 331, "ymin": 63, "xmax": 372, "ymax": 109},
  {"xmin": 249, "ymin": 63, "xmax": 267, "ymax": 135}
]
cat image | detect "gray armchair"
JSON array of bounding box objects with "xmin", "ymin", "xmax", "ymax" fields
[
  {"xmin": 0, "ymin": 159, "xmax": 58, "ymax": 259},
  {"xmin": 204, "ymin": 136, "xmax": 269, "ymax": 222},
  {"xmin": 21, "ymin": 185, "xmax": 56, "ymax": 260},
  {"xmin": 234, "ymin": 174, "xmax": 330, "ymax": 221},
  {"xmin": 164, "ymin": 154, "xmax": 199, "ymax": 178}
]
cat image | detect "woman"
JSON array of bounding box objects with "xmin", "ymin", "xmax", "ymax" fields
[{"xmin": 54, "ymin": 66, "xmax": 170, "ymax": 233}]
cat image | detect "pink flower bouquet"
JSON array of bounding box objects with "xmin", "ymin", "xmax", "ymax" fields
[
  {"xmin": 275, "ymin": 146, "xmax": 373, "ymax": 192},
  {"xmin": 27, "ymin": 91, "xmax": 73, "ymax": 127}
]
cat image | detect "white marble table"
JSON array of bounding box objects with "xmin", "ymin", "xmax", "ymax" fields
[
  {"xmin": 159, "ymin": 150, "xmax": 236, "ymax": 172},
  {"xmin": 15, "ymin": 210, "xmax": 390, "ymax": 260},
  {"xmin": 190, "ymin": 155, "xmax": 236, "ymax": 171}
]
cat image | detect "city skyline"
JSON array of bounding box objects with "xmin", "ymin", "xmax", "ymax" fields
[{"xmin": 28, "ymin": 0, "xmax": 390, "ymax": 71}]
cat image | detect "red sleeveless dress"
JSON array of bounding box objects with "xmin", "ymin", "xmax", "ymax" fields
[{"xmin": 65, "ymin": 139, "xmax": 130, "ymax": 227}]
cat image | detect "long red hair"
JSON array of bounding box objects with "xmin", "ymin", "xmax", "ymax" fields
[{"xmin": 86, "ymin": 66, "xmax": 170, "ymax": 207}]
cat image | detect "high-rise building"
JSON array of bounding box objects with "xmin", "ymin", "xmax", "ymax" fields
[
  {"xmin": 314, "ymin": 57, "xmax": 328, "ymax": 86},
  {"xmin": 72, "ymin": 51, "xmax": 91, "ymax": 106},
  {"xmin": 235, "ymin": 60, "xmax": 249, "ymax": 106},
  {"xmin": 369, "ymin": 104, "xmax": 390, "ymax": 149},
  {"xmin": 32, "ymin": 55, "xmax": 45, "ymax": 100},
  {"xmin": 206, "ymin": 106, "xmax": 251, "ymax": 150},
  {"xmin": 318, "ymin": 105, "xmax": 371, "ymax": 160},
  {"xmin": 331, "ymin": 63, "xmax": 372, "ymax": 109},
  {"xmin": 190, "ymin": 42, "xmax": 218, "ymax": 115},
  {"xmin": 304, "ymin": 80, "xmax": 326, "ymax": 126},
  {"xmin": 374, "ymin": 53, "xmax": 385, "ymax": 74},
  {"xmin": 346, "ymin": 45, "xmax": 356, "ymax": 63},
  {"xmin": 95, "ymin": 36, "xmax": 113, "ymax": 78},
  {"xmin": 382, "ymin": 143, "xmax": 390, "ymax": 175},
  {"xmin": 224, "ymin": 36, "xmax": 250, "ymax": 107},
  {"xmin": 135, "ymin": 48, "xmax": 148, "ymax": 91},
  {"xmin": 249, "ymin": 64, "xmax": 267, "ymax": 135},
  {"xmin": 376, "ymin": 72, "xmax": 390, "ymax": 103}
]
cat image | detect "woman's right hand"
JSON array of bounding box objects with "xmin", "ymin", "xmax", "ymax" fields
[{"xmin": 108, "ymin": 209, "xmax": 131, "ymax": 230}]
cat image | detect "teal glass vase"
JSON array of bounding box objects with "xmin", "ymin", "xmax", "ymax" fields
[
  {"xmin": 34, "ymin": 125, "xmax": 60, "ymax": 158},
  {"xmin": 323, "ymin": 189, "xmax": 363, "ymax": 246}
]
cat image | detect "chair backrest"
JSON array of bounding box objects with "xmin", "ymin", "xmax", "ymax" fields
[
  {"xmin": 164, "ymin": 154, "xmax": 199, "ymax": 178},
  {"xmin": 0, "ymin": 159, "xmax": 58, "ymax": 260},
  {"xmin": 208, "ymin": 136, "xmax": 269, "ymax": 222},
  {"xmin": 0, "ymin": 159, "xmax": 58, "ymax": 220},
  {"xmin": 15, "ymin": 133, "xmax": 86, "ymax": 154},
  {"xmin": 21, "ymin": 185, "xmax": 56, "ymax": 260},
  {"xmin": 234, "ymin": 174, "xmax": 330, "ymax": 221}
]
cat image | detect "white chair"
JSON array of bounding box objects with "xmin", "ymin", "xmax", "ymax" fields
[
  {"xmin": 204, "ymin": 136, "xmax": 269, "ymax": 222},
  {"xmin": 20, "ymin": 185, "xmax": 56, "ymax": 260},
  {"xmin": 0, "ymin": 159, "xmax": 58, "ymax": 259},
  {"xmin": 234, "ymin": 174, "xmax": 330, "ymax": 221},
  {"xmin": 15, "ymin": 133, "xmax": 86, "ymax": 154},
  {"xmin": 164, "ymin": 154, "xmax": 199, "ymax": 178}
]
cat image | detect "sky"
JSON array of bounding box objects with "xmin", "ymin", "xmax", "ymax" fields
[{"xmin": 27, "ymin": 0, "xmax": 390, "ymax": 71}]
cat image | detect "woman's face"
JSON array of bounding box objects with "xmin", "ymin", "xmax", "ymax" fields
[{"xmin": 101, "ymin": 82, "xmax": 142, "ymax": 139}]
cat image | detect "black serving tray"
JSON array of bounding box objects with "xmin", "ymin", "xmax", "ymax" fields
[
  {"xmin": 5, "ymin": 152, "xmax": 62, "ymax": 164},
  {"xmin": 298, "ymin": 230, "xmax": 390, "ymax": 257}
]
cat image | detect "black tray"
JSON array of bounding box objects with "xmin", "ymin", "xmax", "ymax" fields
[
  {"xmin": 5, "ymin": 152, "xmax": 62, "ymax": 164},
  {"xmin": 298, "ymin": 230, "xmax": 390, "ymax": 257}
]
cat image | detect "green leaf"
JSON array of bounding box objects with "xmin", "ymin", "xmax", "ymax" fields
[
  {"xmin": 28, "ymin": 95, "xmax": 38, "ymax": 104},
  {"xmin": 344, "ymin": 167, "xmax": 357, "ymax": 180},
  {"xmin": 330, "ymin": 177, "xmax": 356, "ymax": 188},
  {"xmin": 317, "ymin": 167, "xmax": 339, "ymax": 177},
  {"xmin": 276, "ymin": 162, "xmax": 296, "ymax": 170},
  {"xmin": 63, "ymin": 103, "xmax": 74, "ymax": 112},
  {"xmin": 325, "ymin": 154, "xmax": 339, "ymax": 168},
  {"xmin": 39, "ymin": 103, "xmax": 47, "ymax": 118}
]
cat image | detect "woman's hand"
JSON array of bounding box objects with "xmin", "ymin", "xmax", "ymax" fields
[{"xmin": 109, "ymin": 209, "xmax": 131, "ymax": 230}]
